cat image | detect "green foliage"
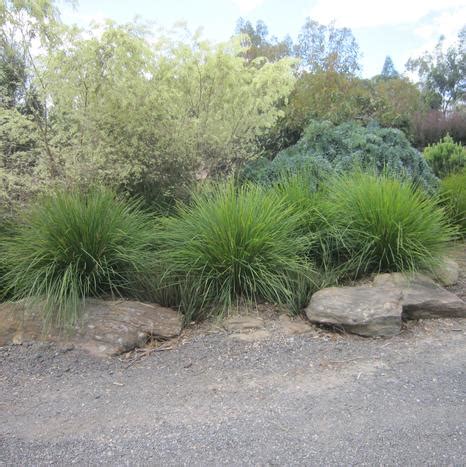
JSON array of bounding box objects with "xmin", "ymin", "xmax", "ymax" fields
[
  {"xmin": 156, "ymin": 182, "xmax": 312, "ymax": 320},
  {"xmin": 1, "ymin": 189, "xmax": 157, "ymax": 328},
  {"xmin": 1, "ymin": 8, "xmax": 296, "ymax": 211},
  {"xmin": 271, "ymin": 172, "xmax": 347, "ymax": 287},
  {"xmin": 0, "ymin": 107, "xmax": 45, "ymax": 214},
  {"xmin": 243, "ymin": 120, "xmax": 438, "ymax": 193},
  {"xmin": 269, "ymin": 72, "xmax": 425, "ymax": 157},
  {"xmin": 0, "ymin": 219, "xmax": 11, "ymax": 297},
  {"xmin": 440, "ymin": 170, "xmax": 466, "ymax": 236},
  {"xmin": 323, "ymin": 172, "xmax": 455, "ymax": 275},
  {"xmin": 286, "ymin": 71, "xmax": 376, "ymax": 130},
  {"xmin": 423, "ymin": 134, "xmax": 466, "ymax": 178},
  {"xmin": 43, "ymin": 24, "xmax": 295, "ymax": 199},
  {"xmin": 371, "ymin": 77, "xmax": 426, "ymax": 136}
]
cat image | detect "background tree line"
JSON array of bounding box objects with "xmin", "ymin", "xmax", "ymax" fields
[{"xmin": 1, "ymin": 0, "xmax": 465, "ymax": 218}]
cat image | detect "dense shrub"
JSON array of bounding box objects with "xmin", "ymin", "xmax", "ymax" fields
[
  {"xmin": 1, "ymin": 189, "xmax": 157, "ymax": 327},
  {"xmin": 323, "ymin": 172, "xmax": 455, "ymax": 275},
  {"xmin": 412, "ymin": 110, "xmax": 466, "ymax": 148},
  {"xmin": 440, "ymin": 171, "xmax": 466, "ymax": 237},
  {"xmin": 423, "ymin": 135, "xmax": 466, "ymax": 178},
  {"xmin": 156, "ymin": 182, "xmax": 312, "ymax": 320},
  {"xmin": 242, "ymin": 120, "xmax": 438, "ymax": 193}
]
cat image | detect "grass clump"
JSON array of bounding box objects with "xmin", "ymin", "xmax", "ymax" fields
[
  {"xmin": 440, "ymin": 170, "xmax": 466, "ymax": 237},
  {"xmin": 1, "ymin": 188, "xmax": 157, "ymax": 328},
  {"xmin": 156, "ymin": 181, "xmax": 312, "ymax": 320},
  {"xmin": 324, "ymin": 172, "xmax": 456, "ymax": 275},
  {"xmin": 272, "ymin": 172, "xmax": 348, "ymax": 287}
]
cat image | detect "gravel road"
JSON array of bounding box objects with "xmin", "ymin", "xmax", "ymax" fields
[
  {"xmin": 2, "ymin": 245, "xmax": 466, "ymax": 465},
  {"xmin": 1, "ymin": 316, "xmax": 465, "ymax": 466}
]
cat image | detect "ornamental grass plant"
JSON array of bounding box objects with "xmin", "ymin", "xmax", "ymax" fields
[
  {"xmin": 156, "ymin": 181, "xmax": 313, "ymax": 320},
  {"xmin": 1, "ymin": 188, "xmax": 157, "ymax": 328},
  {"xmin": 323, "ymin": 172, "xmax": 456, "ymax": 275}
]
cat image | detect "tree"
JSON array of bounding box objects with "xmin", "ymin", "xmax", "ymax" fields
[
  {"xmin": 407, "ymin": 27, "xmax": 466, "ymax": 114},
  {"xmin": 295, "ymin": 18, "xmax": 361, "ymax": 74},
  {"xmin": 0, "ymin": 0, "xmax": 62, "ymax": 179},
  {"xmin": 372, "ymin": 76, "xmax": 426, "ymax": 136},
  {"xmin": 380, "ymin": 56, "xmax": 399, "ymax": 79},
  {"xmin": 0, "ymin": 0, "xmax": 62, "ymax": 215},
  {"xmin": 41, "ymin": 23, "xmax": 296, "ymax": 203},
  {"xmin": 286, "ymin": 71, "xmax": 375, "ymax": 129},
  {"xmin": 235, "ymin": 18, "xmax": 293, "ymax": 63}
]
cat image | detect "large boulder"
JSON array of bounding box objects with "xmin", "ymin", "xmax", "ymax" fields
[
  {"xmin": 373, "ymin": 273, "xmax": 466, "ymax": 320},
  {"xmin": 0, "ymin": 299, "xmax": 183, "ymax": 357},
  {"xmin": 305, "ymin": 286, "xmax": 403, "ymax": 337}
]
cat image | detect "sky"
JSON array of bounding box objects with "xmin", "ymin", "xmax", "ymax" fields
[{"xmin": 59, "ymin": 0, "xmax": 466, "ymax": 78}]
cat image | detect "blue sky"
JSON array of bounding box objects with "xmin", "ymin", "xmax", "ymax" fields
[{"xmin": 59, "ymin": 0, "xmax": 466, "ymax": 78}]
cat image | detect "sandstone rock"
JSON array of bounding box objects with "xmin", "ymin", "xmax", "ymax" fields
[
  {"xmin": 75, "ymin": 300, "xmax": 183, "ymax": 356},
  {"xmin": 0, "ymin": 299, "xmax": 183, "ymax": 357},
  {"xmin": 430, "ymin": 258, "xmax": 460, "ymax": 287},
  {"xmin": 305, "ymin": 286, "xmax": 403, "ymax": 337},
  {"xmin": 373, "ymin": 273, "xmax": 466, "ymax": 320},
  {"xmin": 223, "ymin": 316, "xmax": 264, "ymax": 333},
  {"xmin": 0, "ymin": 302, "xmax": 43, "ymax": 347}
]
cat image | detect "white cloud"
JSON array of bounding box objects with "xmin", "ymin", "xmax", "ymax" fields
[
  {"xmin": 309, "ymin": 0, "xmax": 465, "ymax": 29},
  {"xmin": 231, "ymin": 0, "xmax": 266, "ymax": 14},
  {"xmin": 413, "ymin": 6, "xmax": 466, "ymax": 48},
  {"xmin": 401, "ymin": 6, "xmax": 465, "ymax": 79},
  {"xmin": 309, "ymin": 0, "xmax": 465, "ymax": 78}
]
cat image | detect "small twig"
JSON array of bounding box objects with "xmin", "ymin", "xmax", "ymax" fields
[{"xmin": 125, "ymin": 345, "xmax": 174, "ymax": 369}]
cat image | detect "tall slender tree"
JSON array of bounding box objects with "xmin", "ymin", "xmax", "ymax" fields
[{"xmin": 380, "ymin": 56, "xmax": 399, "ymax": 79}]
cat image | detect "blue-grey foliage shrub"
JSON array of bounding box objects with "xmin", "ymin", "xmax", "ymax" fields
[{"xmin": 242, "ymin": 120, "xmax": 438, "ymax": 192}]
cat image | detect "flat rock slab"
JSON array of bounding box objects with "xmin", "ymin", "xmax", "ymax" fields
[
  {"xmin": 228, "ymin": 330, "xmax": 271, "ymax": 342},
  {"xmin": 223, "ymin": 316, "xmax": 265, "ymax": 333},
  {"xmin": 306, "ymin": 286, "xmax": 403, "ymax": 337},
  {"xmin": 374, "ymin": 273, "xmax": 466, "ymax": 320},
  {"xmin": 0, "ymin": 299, "xmax": 183, "ymax": 357}
]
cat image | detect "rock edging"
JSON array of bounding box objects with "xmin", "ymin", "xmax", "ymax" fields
[
  {"xmin": 306, "ymin": 272, "xmax": 465, "ymax": 337},
  {"xmin": 0, "ymin": 299, "xmax": 183, "ymax": 357}
]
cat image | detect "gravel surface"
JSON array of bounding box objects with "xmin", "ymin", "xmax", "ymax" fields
[
  {"xmin": 1, "ymin": 317, "xmax": 465, "ymax": 465},
  {"xmin": 1, "ymin": 246, "xmax": 465, "ymax": 466}
]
